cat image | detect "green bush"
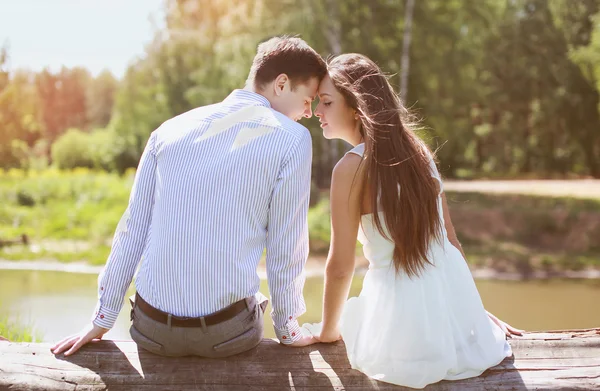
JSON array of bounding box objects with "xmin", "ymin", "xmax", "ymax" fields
[
  {"xmin": 50, "ymin": 127, "xmax": 124, "ymax": 171},
  {"xmin": 16, "ymin": 189, "xmax": 35, "ymax": 207},
  {"xmin": 308, "ymin": 198, "xmax": 331, "ymax": 253},
  {"xmin": 51, "ymin": 128, "xmax": 94, "ymax": 169},
  {"xmin": 88, "ymin": 128, "xmax": 119, "ymax": 171}
]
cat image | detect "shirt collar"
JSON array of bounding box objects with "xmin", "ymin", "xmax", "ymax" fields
[{"xmin": 224, "ymin": 89, "xmax": 272, "ymax": 108}]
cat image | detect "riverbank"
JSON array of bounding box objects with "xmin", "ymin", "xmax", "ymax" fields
[
  {"xmin": 2, "ymin": 172, "xmax": 599, "ymax": 276},
  {"xmin": 1, "ymin": 258, "xmax": 599, "ymax": 280}
]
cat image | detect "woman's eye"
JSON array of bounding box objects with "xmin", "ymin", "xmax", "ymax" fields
[{"xmin": 324, "ymin": 102, "xmax": 332, "ymax": 107}]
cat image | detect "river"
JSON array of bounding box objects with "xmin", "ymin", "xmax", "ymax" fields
[{"xmin": 1, "ymin": 269, "xmax": 599, "ymax": 342}]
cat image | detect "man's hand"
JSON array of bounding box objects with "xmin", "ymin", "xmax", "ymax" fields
[
  {"xmin": 487, "ymin": 311, "xmax": 524, "ymax": 337},
  {"xmin": 51, "ymin": 323, "xmax": 108, "ymax": 356},
  {"xmin": 284, "ymin": 335, "xmax": 318, "ymax": 347}
]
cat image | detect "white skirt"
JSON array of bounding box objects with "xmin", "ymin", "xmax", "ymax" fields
[{"xmin": 303, "ymin": 243, "xmax": 511, "ymax": 389}]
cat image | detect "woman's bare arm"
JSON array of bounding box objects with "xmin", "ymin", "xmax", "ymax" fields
[{"xmin": 318, "ymin": 153, "xmax": 363, "ymax": 342}]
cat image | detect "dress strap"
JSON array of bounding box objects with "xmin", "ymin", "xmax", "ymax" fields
[
  {"xmin": 345, "ymin": 143, "xmax": 365, "ymax": 158},
  {"xmin": 427, "ymin": 154, "xmax": 443, "ymax": 195}
]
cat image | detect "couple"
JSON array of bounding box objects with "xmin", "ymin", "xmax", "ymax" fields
[{"xmin": 51, "ymin": 36, "xmax": 520, "ymax": 389}]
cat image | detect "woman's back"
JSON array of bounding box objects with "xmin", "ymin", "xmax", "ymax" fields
[
  {"xmin": 347, "ymin": 143, "xmax": 447, "ymax": 271},
  {"xmin": 333, "ymin": 143, "xmax": 511, "ymax": 389}
]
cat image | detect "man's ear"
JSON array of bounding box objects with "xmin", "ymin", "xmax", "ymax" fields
[{"xmin": 273, "ymin": 74, "xmax": 289, "ymax": 96}]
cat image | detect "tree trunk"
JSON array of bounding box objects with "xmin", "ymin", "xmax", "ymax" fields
[
  {"xmin": 400, "ymin": 0, "xmax": 415, "ymax": 103},
  {"xmin": 323, "ymin": 0, "xmax": 342, "ymax": 186}
]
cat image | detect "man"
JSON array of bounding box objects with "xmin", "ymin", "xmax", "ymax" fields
[{"xmin": 51, "ymin": 36, "xmax": 327, "ymax": 357}]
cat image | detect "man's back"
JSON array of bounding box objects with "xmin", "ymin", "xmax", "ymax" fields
[
  {"xmin": 51, "ymin": 36, "xmax": 326, "ymax": 357},
  {"xmin": 96, "ymin": 90, "xmax": 312, "ymax": 341},
  {"xmin": 140, "ymin": 89, "xmax": 310, "ymax": 313}
]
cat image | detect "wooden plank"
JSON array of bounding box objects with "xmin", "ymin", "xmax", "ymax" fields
[{"xmin": 1, "ymin": 329, "xmax": 599, "ymax": 390}]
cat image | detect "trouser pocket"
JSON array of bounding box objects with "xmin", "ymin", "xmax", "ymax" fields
[
  {"xmin": 212, "ymin": 326, "xmax": 261, "ymax": 357},
  {"xmin": 130, "ymin": 324, "xmax": 164, "ymax": 355}
]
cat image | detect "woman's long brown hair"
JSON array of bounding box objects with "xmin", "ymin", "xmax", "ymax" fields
[{"xmin": 328, "ymin": 54, "xmax": 441, "ymax": 278}]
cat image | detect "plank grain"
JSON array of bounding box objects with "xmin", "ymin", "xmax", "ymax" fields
[{"xmin": 1, "ymin": 329, "xmax": 599, "ymax": 390}]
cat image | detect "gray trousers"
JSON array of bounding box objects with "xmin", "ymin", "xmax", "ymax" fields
[{"xmin": 129, "ymin": 295, "xmax": 267, "ymax": 358}]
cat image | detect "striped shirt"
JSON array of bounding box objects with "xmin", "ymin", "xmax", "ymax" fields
[{"xmin": 93, "ymin": 90, "xmax": 312, "ymax": 344}]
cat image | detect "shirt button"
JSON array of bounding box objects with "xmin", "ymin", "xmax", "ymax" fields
[
  {"xmin": 100, "ymin": 287, "xmax": 104, "ymax": 290},
  {"xmin": 99, "ymin": 314, "xmax": 104, "ymax": 319},
  {"xmin": 289, "ymin": 316, "xmax": 293, "ymax": 320},
  {"xmin": 292, "ymin": 332, "xmax": 296, "ymax": 337}
]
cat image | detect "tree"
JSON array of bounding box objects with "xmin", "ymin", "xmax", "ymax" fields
[
  {"xmin": 35, "ymin": 67, "xmax": 89, "ymax": 143},
  {"xmin": 0, "ymin": 70, "xmax": 44, "ymax": 167},
  {"xmin": 86, "ymin": 70, "xmax": 118, "ymax": 129},
  {"xmin": 400, "ymin": 0, "xmax": 415, "ymax": 103}
]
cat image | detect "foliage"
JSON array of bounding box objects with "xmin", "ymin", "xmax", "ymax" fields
[
  {"xmin": 51, "ymin": 129, "xmax": 95, "ymax": 169},
  {"xmin": 308, "ymin": 198, "xmax": 331, "ymax": 253},
  {"xmin": 1, "ymin": 0, "xmax": 600, "ymax": 180}
]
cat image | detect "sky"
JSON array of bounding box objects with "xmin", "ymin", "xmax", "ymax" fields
[{"xmin": 0, "ymin": 0, "xmax": 165, "ymax": 78}]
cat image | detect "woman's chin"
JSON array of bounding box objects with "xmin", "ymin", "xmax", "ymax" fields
[{"xmin": 322, "ymin": 128, "xmax": 336, "ymax": 140}]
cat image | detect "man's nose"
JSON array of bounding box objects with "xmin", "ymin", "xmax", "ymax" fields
[{"xmin": 304, "ymin": 106, "xmax": 312, "ymax": 118}]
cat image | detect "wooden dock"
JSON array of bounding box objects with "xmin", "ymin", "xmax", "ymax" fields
[{"xmin": 1, "ymin": 328, "xmax": 599, "ymax": 390}]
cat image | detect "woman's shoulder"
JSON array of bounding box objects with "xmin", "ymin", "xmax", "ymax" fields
[
  {"xmin": 335, "ymin": 148, "xmax": 363, "ymax": 176},
  {"xmin": 331, "ymin": 149, "xmax": 364, "ymax": 194}
]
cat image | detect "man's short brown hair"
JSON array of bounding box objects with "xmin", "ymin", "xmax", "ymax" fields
[{"xmin": 246, "ymin": 36, "xmax": 327, "ymax": 90}]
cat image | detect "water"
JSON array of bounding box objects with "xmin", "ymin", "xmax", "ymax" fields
[{"xmin": 1, "ymin": 269, "xmax": 599, "ymax": 342}]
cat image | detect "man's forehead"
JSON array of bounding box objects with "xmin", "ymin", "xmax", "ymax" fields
[
  {"xmin": 304, "ymin": 84, "xmax": 319, "ymax": 100},
  {"xmin": 294, "ymin": 77, "xmax": 319, "ymax": 99}
]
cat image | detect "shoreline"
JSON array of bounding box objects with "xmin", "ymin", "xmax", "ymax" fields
[{"xmin": 1, "ymin": 259, "xmax": 599, "ymax": 280}]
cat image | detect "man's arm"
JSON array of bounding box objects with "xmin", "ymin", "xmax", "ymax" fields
[
  {"xmin": 265, "ymin": 131, "xmax": 312, "ymax": 345},
  {"xmin": 52, "ymin": 132, "xmax": 158, "ymax": 355},
  {"xmin": 93, "ymin": 132, "xmax": 158, "ymax": 329}
]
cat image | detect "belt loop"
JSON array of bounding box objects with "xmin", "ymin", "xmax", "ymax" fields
[
  {"xmin": 167, "ymin": 313, "xmax": 172, "ymax": 329},
  {"xmin": 245, "ymin": 297, "xmax": 252, "ymax": 312},
  {"xmin": 200, "ymin": 317, "xmax": 207, "ymax": 333}
]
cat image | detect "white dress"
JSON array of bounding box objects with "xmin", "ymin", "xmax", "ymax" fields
[{"xmin": 303, "ymin": 143, "xmax": 511, "ymax": 389}]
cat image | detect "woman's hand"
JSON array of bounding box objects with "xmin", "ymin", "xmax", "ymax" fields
[
  {"xmin": 487, "ymin": 311, "xmax": 524, "ymax": 337},
  {"xmin": 315, "ymin": 326, "xmax": 342, "ymax": 343}
]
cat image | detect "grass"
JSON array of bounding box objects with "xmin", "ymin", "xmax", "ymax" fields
[
  {"xmin": 0, "ymin": 313, "xmax": 41, "ymax": 342},
  {"xmin": 0, "ymin": 168, "xmax": 133, "ymax": 240},
  {"xmin": 0, "ymin": 168, "xmax": 131, "ymax": 264}
]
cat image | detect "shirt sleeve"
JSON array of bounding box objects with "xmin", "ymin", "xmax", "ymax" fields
[
  {"xmin": 92, "ymin": 132, "xmax": 158, "ymax": 329},
  {"xmin": 265, "ymin": 130, "xmax": 312, "ymax": 344}
]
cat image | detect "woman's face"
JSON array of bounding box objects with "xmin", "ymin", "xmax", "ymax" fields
[{"xmin": 314, "ymin": 75, "xmax": 361, "ymax": 143}]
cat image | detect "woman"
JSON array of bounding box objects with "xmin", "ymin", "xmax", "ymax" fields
[{"xmin": 303, "ymin": 54, "xmax": 522, "ymax": 389}]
